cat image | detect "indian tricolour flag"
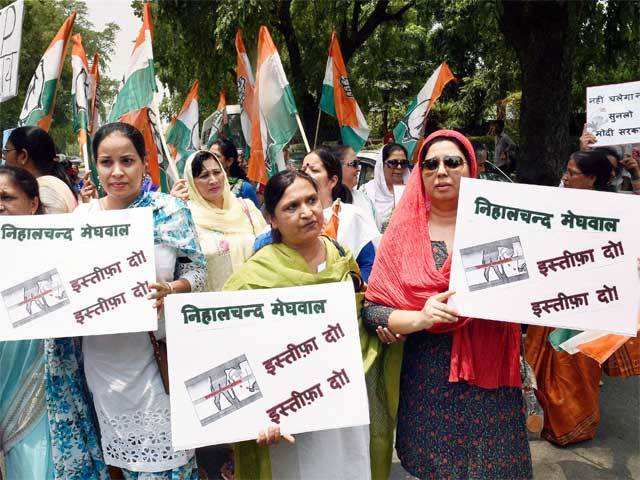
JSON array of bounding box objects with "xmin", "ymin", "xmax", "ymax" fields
[
  {"xmin": 319, "ymin": 31, "xmax": 370, "ymax": 153},
  {"xmin": 166, "ymin": 80, "xmax": 200, "ymax": 176},
  {"xmin": 18, "ymin": 12, "xmax": 76, "ymax": 131},
  {"xmin": 70, "ymin": 33, "xmax": 99, "ymax": 187},
  {"xmin": 201, "ymin": 91, "xmax": 227, "ymax": 148},
  {"xmin": 552, "ymin": 329, "xmax": 632, "ymax": 365},
  {"xmin": 88, "ymin": 53, "xmax": 102, "ymax": 135},
  {"xmin": 108, "ymin": 2, "xmax": 155, "ymax": 121},
  {"xmin": 248, "ymin": 26, "xmax": 299, "ymax": 185},
  {"xmin": 393, "ymin": 62, "xmax": 454, "ymax": 159},
  {"xmin": 235, "ymin": 30, "xmax": 255, "ymax": 158}
]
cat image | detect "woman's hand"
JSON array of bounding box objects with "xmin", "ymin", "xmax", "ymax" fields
[
  {"xmin": 147, "ymin": 282, "xmax": 173, "ymax": 309},
  {"xmin": 376, "ymin": 326, "xmax": 406, "ymax": 344},
  {"xmin": 170, "ymin": 179, "xmax": 189, "ymax": 202},
  {"xmin": 256, "ymin": 426, "xmax": 295, "ymax": 446},
  {"xmin": 621, "ymin": 154, "xmax": 640, "ymax": 179},
  {"xmin": 579, "ymin": 123, "xmax": 597, "ymax": 151},
  {"xmin": 80, "ymin": 173, "xmax": 97, "ymax": 202},
  {"xmin": 420, "ymin": 290, "xmax": 459, "ymax": 329}
]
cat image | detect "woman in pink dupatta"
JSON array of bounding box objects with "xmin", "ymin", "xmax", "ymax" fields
[{"xmin": 363, "ymin": 129, "xmax": 531, "ymax": 479}]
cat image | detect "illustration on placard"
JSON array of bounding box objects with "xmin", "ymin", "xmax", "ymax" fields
[
  {"xmin": 460, "ymin": 236, "xmax": 529, "ymax": 291},
  {"xmin": 2, "ymin": 269, "xmax": 70, "ymax": 328},
  {"xmin": 185, "ymin": 354, "xmax": 262, "ymax": 427}
]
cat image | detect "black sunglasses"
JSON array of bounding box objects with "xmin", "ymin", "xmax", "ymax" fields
[
  {"xmin": 345, "ymin": 160, "xmax": 361, "ymax": 168},
  {"xmin": 421, "ymin": 155, "xmax": 465, "ymax": 171},
  {"xmin": 384, "ymin": 159, "xmax": 409, "ymax": 169}
]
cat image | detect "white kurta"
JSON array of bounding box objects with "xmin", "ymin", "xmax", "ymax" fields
[{"xmin": 77, "ymin": 201, "xmax": 193, "ymax": 473}]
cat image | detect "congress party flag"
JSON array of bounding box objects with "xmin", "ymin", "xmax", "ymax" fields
[
  {"xmin": 235, "ymin": 30, "xmax": 256, "ymax": 161},
  {"xmin": 88, "ymin": 53, "xmax": 102, "ymax": 135},
  {"xmin": 108, "ymin": 2, "xmax": 155, "ymax": 122},
  {"xmin": 18, "ymin": 12, "xmax": 76, "ymax": 131},
  {"xmin": 554, "ymin": 329, "xmax": 633, "ymax": 365},
  {"xmin": 201, "ymin": 90, "xmax": 227, "ymax": 148},
  {"xmin": 166, "ymin": 80, "xmax": 200, "ymax": 176},
  {"xmin": 393, "ymin": 62, "xmax": 454, "ymax": 159},
  {"xmin": 248, "ymin": 26, "xmax": 299, "ymax": 185},
  {"xmin": 319, "ymin": 31, "xmax": 370, "ymax": 153}
]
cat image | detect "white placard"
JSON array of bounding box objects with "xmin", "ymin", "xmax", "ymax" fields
[
  {"xmin": 586, "ymin": 80, "xmax": 640, "ymax": 146},
  {"xmin": 165, "ymin": 281, "xmax": 369, "ymax": 450},
  {"xmin": 449, "ymin": 178, "xmax": 640, "ymax": 335},
  {"xmin": 0, "ymin": 208, "xmax": 156, "ymax": 340},
  {"xmin": 0, "ymin": 0, "xmax": 24, "ymax": 103}
]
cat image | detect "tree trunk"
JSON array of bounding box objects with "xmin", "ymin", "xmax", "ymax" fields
[{"xmin": 500, "ymin": 1, "xmax": 583, "ymax": 186}]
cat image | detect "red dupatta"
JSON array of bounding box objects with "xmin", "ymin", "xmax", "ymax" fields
[{"xmin": 365, "ymin": 129, "xmax": 521, "ymax": 389}]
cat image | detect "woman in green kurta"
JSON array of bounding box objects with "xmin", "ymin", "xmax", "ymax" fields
[{"xmin": 223, "ymin": 170, "xmax": 400, "ymax": 480}]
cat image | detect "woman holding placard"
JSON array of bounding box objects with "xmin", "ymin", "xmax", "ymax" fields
[
  {"xmin": 0, "ymin": 165, "xmax": 107, "ymax": 479},
  {"xmin": 169, "ymin": 149, "xmax": 267, "ymax": 291},
  {"xmin": 77, "ymin": 123, "xmax": 206, "ymax": 478},
  {"xmin": 3, "ymin": 126, "xmax": 77, "ymax": 214},
  {"xmin": 363, "ymin": 130, "xmax": 532, "ymax": 479},
  {"xmin": 223, "ymin": 169, "xmax": 389, "ymax": 480}
]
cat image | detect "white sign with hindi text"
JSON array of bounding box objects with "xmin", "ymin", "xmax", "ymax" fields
[
  {"xmin": 586, "ymin": 80, "xmax": 640, "ymax": 147},
  {"xmin": 0, "ymin": 208, "xmax": 157, "ymax": 340},
  {"xmin": 449, "ymin": 178, "xmax": 640, "ymax": 335},
  {"xmin": 0, "ymin": 0, "xmax": 24, "ymax": 103},
  {"xmin": 165, "ymin": 281, "xmax": 369, "ymax": 450}
]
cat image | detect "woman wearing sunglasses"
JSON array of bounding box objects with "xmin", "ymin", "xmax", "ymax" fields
[
  {"xmin": 362, "ymin": 143, "xmax": 410, "ymax": 229},
  {"xmin": 332, "ymin": 145, "xmax": 377, "ymax": 226},
  {"xmin": 363, "ymin": 130, "xmax": 532, "ymax": 479}
]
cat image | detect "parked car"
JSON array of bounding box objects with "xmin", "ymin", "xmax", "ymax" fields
[{"xmin": 356, "ymin": 149, "xmax": 380, "ymax": 188}]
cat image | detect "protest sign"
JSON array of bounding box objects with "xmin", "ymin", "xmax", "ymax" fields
[
  {"xmin": 165, "ymin": 281, "xmax": 369, "ymax": 450},
  {"xmin": 449, "ymin": 178, "xmax": 640, "ymax": 335},
  {"xmin": 0, "ymin": 208, "xmax": 156, "ymax": 340},
  {"xmin": 586, "ymin": 80, "xmax": 640, "ymax": 147},
  {"xmin": 0, "ymin": 0, "xmax": 24, "ymax": 103}
]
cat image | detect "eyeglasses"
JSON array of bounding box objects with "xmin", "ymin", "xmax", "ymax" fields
[
  {"xmin": 1, "ymin": 148, "xmax": 15, "ymax": 159},
  {"xmin": 384, "ymin": 159, "xmax": 409, "ymax": 169},
  {"xmin": 564, "ymin": 168, "xmax": 585, "ymax": 178},
  {"xmin": 421, "ymin": 155, "xmax": 465, "ymax": 171},
  {"xmin": 345, "ymin": 160, "xmax": 361, "ymax": 168}
]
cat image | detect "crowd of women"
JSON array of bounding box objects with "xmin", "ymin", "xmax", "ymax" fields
[{"xmin": 0, "ymin": 121, "xmax": 638, "ymax": 480}]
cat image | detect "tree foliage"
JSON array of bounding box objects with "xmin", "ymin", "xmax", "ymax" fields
[{"xmin": 0, "ymin": 0, "xmax": 118, "ymax": 154}]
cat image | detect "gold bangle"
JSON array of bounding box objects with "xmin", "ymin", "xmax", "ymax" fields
[{"xmin": 165, "ymin": 282, "xmax": 174, "ymax": 295}]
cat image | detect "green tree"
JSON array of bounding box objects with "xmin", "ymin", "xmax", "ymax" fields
[{"xmin": 0, "ymin": 0, "xmax": 118, "ymax": 154}]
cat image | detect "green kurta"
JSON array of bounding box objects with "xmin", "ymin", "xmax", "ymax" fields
[{"xmin": 223, "ymin": 237, "xmax": 402, "ymax": 480}]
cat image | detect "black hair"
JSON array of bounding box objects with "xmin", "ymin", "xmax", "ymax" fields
[
  {"xmin": 308, "ymin": 148, "xmax": 352, "ymax": 203},
  {"xmin": 214, "ymin": 138, "xmax": 246, "ymax": 180},
  {"xmin": 419, "ymin": 135, "xmax": 470, "ymax": 164},
  {"xmin": 381, "ymin": 142, "xmax": 408, "ymax": 163},
  {"xmin": 92, "ymin": 122, "xmax": 146, "ymax": 160},
  {"xmin": 264, "ymin": 170, "xmax": 318, "ymax": 243},
  {"xmin": 0, "ymin": 165, "xmax": 44, "ymax": 215},
  {"xmin": 593, "ymin": 146, "xmax": 622, "ymax": 163},
  {"xmin": 8, "ymin": 126, "xmax": 73, "ymax": 191},
  {"xmin": 471, "ymin": 141, "xmax": 487, "ymax": 154},
  {"xmin": 331, "ymin": 145, "xmax": 353, "ymax": 164},
  {"xmin": 570, "ymin": 150, "xmax": 613, "ymax": 192},
  {"xmin": 191, "ymin": 150, "xmax": 221, "ymax": 178},
  {"xmin": 494, "ymin": 119, "xmax": 505, "ymax": 134}
]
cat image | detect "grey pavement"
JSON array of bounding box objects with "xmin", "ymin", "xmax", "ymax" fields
[{"xmin": 390, "ymin": 375, "xmax": 639, "ymax": 480}]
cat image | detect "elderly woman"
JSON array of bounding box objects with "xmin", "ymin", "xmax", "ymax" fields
[
  {"xmin": 526, "ymin": 149, "xmax": 626, "ymax": 446},
  {"xmin": 361, "ymin": 142, "xmax": 410, "ymax": 229},
  {"xmin": 223, "ymin": 169, "xmax": 379, "ymax": 479},
  {"xmin": 3, "ymin": 126, "xmax": 77, "ymax": 213},
  {"xmin": 77, "ymin": 123, "xmax": 206, "ymax": 478},
  {"xmin": 363, "ymin": 130, "xmax": 532, "ymax": 479},
  {"xmin": 0, "ymin": 166, "xmax": 107, "ymax": 479}
]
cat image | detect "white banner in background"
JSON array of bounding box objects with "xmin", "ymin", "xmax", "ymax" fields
[
  {"xmin": 0, "ymin": 208, "xmax": 156, "ymax": 340},
  {"xmin": 0, "ymin": 0, "xmax": 24, "ymax": 103},
  {"xmin": 449, "ymin": 178, "xmax": 640, "ymax": 335},
  {"xmin": 586, "ymin": 80, "xmax": 640, "ymax": 147},
  {"xmin": 165, "ymin": 281, "xmax": 369, "ymax": 450}
]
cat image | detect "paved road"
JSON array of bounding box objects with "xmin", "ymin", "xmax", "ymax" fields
[{"xmin": 390, "ymin": 375, "xmax": 639, "ymax": 479}]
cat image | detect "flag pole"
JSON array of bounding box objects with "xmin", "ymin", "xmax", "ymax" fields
[
  {"xmin": 313, "ymin": 108, "xmax": 322, "ymax": 149},
  {"xmin": 151, "ymin": 97, "xmax": 180, "ymax": 180},
  {"xmin": 295, "ymin": 112, "xmax": 311, "ymax": 153}
]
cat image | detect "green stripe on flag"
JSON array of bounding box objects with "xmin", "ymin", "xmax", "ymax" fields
[
  {"xmin": 20, "ymin": 79, "xmax": 58, "ymax": 126},
  {"xmin": 108, "ymin": 65, "xmax": 155, "ymax": 122},
  {"xmin": 340, "ymin": 126, "xmax": 366, "ymax": 154},
  {"xmin": 319, "ymin": 84, "xmax": 336, "ymax": 117}
]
